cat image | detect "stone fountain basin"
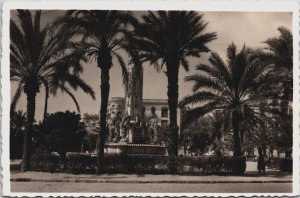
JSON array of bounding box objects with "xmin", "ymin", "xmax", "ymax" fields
[{"xmin": 104, "ymin": 143, "xmax": 167, "ymax": 155}]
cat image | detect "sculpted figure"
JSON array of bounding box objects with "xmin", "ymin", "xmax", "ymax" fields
[
  {"xmin": 112, "ymin": 112, "xmax": 122, "ymax": 143},
  {"xmin": 108, "ymin": 118, "xmax": 115, "ymax": 142},
  {"xmin": 146, "ymin": 107, "xmax": 158, "ymax": 144},
  {"xmin": 119, "ymin": 124, "xmax": 128, "ymax": 143},
  {"xmin": 119, "ymin": 114, "xmax": 131, "ymax": 143}
]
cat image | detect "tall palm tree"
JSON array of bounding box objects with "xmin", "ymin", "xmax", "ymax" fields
[
  {"xmin": 179, "ymin": 43, "xmax": 285, "ymax": 157},
  {"xmin": 10, "ymin": 10, "xmax": 95, "ymax": 171},
  {"xmin": 54, "ymin": 10, "xmax": 136, "ymax": 172},
  {"xmin": 127, "ymin": 11, "xmax": 217, "ymax": 156}
]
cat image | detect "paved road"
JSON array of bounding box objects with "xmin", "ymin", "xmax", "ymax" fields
[{"xmin": 11, "ymin": 182, "xmax": 292, "ymax": 193}]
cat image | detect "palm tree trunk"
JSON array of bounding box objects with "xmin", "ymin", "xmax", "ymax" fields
[
  {"xmin": 166, "ymin": 64, "xmax": 179, "ymax": 157},
  {"xmin": 166, "ymin": 62, "xmax": 179, "ymax": 174},
  {"xmin": 232, "ymin": 110, "xmax": 242, "ymax": 157},
  {"xmin": 21, "ymin": 91, "xmax": 36, "ymax": 172},
  {"xmin": 43, "ymin": 88, "xmax": 49, "ymax": 120},
  {"xmin": 97, "ymin": 67, "xmax": 110, "ymax": 173}
]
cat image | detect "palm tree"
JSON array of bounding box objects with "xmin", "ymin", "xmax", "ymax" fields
[
  {"xmin": 179, "ymin": 43, "xmax": 285, "ymax": 157},
  {"xmin": 127, "ymin": 11, "xmax": 217, "ymax": 157},
  {"xmin": 10, "ymin": 10, "xmax": 95, "ymax": 171},
  {"xmin": 54, "ymin": 10, "xmax": 136, "ymax": 172}
]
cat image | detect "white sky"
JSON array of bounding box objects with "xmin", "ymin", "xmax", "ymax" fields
[{"xmin": 10, "ymin": 11, "xmax": 292, "ymax": 121}]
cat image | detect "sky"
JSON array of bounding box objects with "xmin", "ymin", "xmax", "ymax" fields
[{"xmin": 10, "ymin": 10, "xmax": 292, "ymax": 121}]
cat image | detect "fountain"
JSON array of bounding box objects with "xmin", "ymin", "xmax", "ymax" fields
[{"xmin": 104, "ymin": 63, "xmax": 167, "ymax": 155}]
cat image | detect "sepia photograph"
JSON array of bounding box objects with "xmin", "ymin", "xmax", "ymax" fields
[{"xmin": 1, "ymin": 0, "xmax": 299, "ymax": 197}]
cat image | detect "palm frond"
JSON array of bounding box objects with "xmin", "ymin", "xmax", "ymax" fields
[
  {"xmin": 179, "ymin": 91, "xmax": 220, "ymax": 107},
  {"xmin": 113, "ymin": 52, "xmax": 128, "ymax": 88},
  {"xmin": 59, "ymin": 86, "xmax": 80, "ymax": 112}
]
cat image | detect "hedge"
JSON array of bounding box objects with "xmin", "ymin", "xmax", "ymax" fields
[
  {"xmin": 29, "ymin": 153, "xmax": 246, "ymax": 175},
  {"xmin": 279, "ymin": 158, "xmax": 292, "ymax": 172},
  {"xmin": 268, "ymin": 158, "xmax": 293, "ymax": 172}
]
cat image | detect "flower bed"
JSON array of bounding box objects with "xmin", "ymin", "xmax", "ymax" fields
[{"xmin": 30, "ymin": 153, "xmax": 246, "ymax": 175}]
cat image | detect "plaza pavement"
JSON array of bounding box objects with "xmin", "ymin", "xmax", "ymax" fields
[{"xmin": 10, "ymin": 161, "xmax": 292, "ymax": 184}]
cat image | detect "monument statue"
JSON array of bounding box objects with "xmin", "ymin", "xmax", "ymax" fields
[
  {"xmin": 103, "ymin": 61, "xmax": 167, "ymax": 155},
  {"xmin": 124, "ymin": 63, "xmax": 144, "ymax": 143},
  {"xmin": 106, "ymin": 62, "xmax": 144, "ymax": 144},
  {"xmin": 108, "ymin": 112, "xmax": 122, "ymax": 143},
  {"xmin": 119, "ymin": 114, "xmax": 132, "ymax": 143}
]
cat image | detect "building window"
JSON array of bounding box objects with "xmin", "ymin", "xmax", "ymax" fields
[{"xmin": 161, "ymin": 107, "xmax": 168, "ymax": 118}]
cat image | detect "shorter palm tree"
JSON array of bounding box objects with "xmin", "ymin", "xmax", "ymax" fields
[{"xmin": 179, "ymin": 43, "xmax": 286, "ymax": 157}]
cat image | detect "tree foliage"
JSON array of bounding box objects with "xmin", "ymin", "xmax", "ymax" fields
[
  {"xmin": 36, "ymin": 111, "xmax": 86, "ymax": 158},
  {"xmin": 10, "ymin": 110, "xmax": 26, "ymax": 159}
]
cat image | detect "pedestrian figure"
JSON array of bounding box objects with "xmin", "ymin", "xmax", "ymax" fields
[{"xmin": 257, "ymin": 148, "xmax": 266, "ymax": 175}]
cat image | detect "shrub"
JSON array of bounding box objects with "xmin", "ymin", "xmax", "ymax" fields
[
  {"xmin": 36, "ymin": 111, "xmax": 86, "ymax": 158},
  {"xmin": 29, "ymin": 153, "xmax": 246, "ymax": 175},
  {"xmin": 66, "ymin": 154, "xmax": 97, "ymax": 174},
  {"xmin": 279, "ymin": 158, "xmax": 292, "ymax": 172},
  {"xmin": 30, "ymin": 153, "xmax": 60, "ymax": 172}
]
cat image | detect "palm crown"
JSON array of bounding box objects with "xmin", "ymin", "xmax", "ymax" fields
[
  {"xmin": 11, "ymin": 10, "xmax": 95, "ymax": 114},
  {"xmin": 130, "ymin": 11, "xmax": 217, "ymax": 70},
  {"xmin": 54, "ymin": 10, "xmax": 136, "ymax": 82}
]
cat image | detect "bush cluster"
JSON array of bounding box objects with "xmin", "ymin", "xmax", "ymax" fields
[
  {"xmin": 279, "ymin": 158, "xmax": 292, "ymax": 172},
  {"xmin": 30, "ymin": 153, "xmax": 246, "ymax": 175},
  {"xmin": 268, "ymin": 157, "xmax": 293, "ymax": 172},
  {"xmin": 30, "ymin": 153, "xmax": 60, "ymax": 173}
]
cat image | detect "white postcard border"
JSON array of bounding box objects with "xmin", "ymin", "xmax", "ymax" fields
[{"xmin": 1, "ymin": 0, "xmax": 299, "ymax": 197}]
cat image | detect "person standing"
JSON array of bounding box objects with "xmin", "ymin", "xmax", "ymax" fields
[{"xmin": 257, "ymin": 148, "xmax": 267, "ymax": 175}]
